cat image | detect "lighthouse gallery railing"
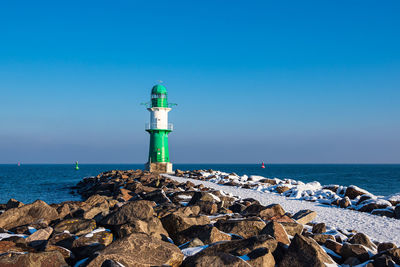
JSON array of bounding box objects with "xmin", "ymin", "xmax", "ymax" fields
[{"xmin": 145, "ymin": 123, "xmax": 173, "ymax": 131}]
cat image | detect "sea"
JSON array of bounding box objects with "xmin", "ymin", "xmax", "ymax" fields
[{"xmin": 0, "ymin": 164, "xmax": 399, "ymax": 204}]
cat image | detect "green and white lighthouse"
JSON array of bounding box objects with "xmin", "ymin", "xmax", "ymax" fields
[{"xmin": 145, "ymin": 84, "xmax": 174, "ymax": 173}]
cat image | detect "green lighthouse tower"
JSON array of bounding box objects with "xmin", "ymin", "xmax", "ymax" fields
[{"xmin": 145, "ymin": 84, "xmax": 174, "ymax": 173}]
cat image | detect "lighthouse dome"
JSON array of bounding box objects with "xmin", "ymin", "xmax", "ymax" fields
[{"xmin": 151, "ymin": 84, "xmax": 167, "ymax": 95}]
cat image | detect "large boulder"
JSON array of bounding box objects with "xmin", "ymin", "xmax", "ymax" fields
[
  {"xmin": 174, "ymin": 224, "xmax": 231, "ymax": 245},
  {"xmin": 54, "ymin": 218, "xmax": 96, "ymax": 236},
  {"xmin": 71, "ymin": 230, "xmax": 113, "ymax": 259},
  {"xmin": 101, "ymin": 200, "xmax": 155, "ymax": 225},
  {"xmin": 115, "ymin": 217, "xmax": 169, "ymax": 240},
  {"xmin": 198, "ymin": 234, "xmax": 278, "ymax": 256},
  {"xmin": 312, "ymin": 223, "xmax": 326, "ymax": 234},
  {"xmin": 341, "ymin": 243, "xmax": 370, "ymax": 262},
  {"xmin": 5, "ymin": 199, "xmax": 24, "ymax": 210},
  {"xmin": 25, "ymin": 226, "xmax": 53, "ymax": 246},
  {"xmin": 182, "ymin": 251, "xmax": 250, "ymax": 267},
  {"xmin": 160, "ymin": 212, "xmax": 210, "ymax": 239},
  {"xmin": 86, "ymin": 233, "xmax": 183, "ymax": 267},
  {"xmin": 292, "ymin": 210, "xmax": 317, "ymax": 225},
  {"xmin": 0, "ymin": 251, "xmax": 67, "ymax": 267},
  {"xmin": 260, "ymin": 221, "xmax": 290, "ymax": 245},
  {"xmin": 345, "ymin": 186, "xmax": 369, "ymax": 199},
  {"xmin": 279, "ymin": 222, "xmax": 303, "ymax": 236},
  {"xmin": 394, "ymin": 205, "xmax": 400, "ymax": 219},
  {"xmin": 0, "ymin": 200, "xmax": 58, "ymax": 229},
  {"xmin": 384, "ymin": 248, "xmax": 400, "ymax": 264},
  {"xmin": 215, "ymin": 217, "xmax": 266, "ymax": 238},
  {"xmin": 348, "ymin": 233, "xmax": 377, "ymax": 250},
  {"xmin": 278, "ymin": 234, "xmax": 335, "ymax": 267},
  {"xmin": 247, "ymin": 247, "xmax": 275, "ymax": 267}
]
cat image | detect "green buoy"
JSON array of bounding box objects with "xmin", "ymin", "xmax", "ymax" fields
[{"xmin": 75, "ymin": 161, "xmax": 79, "ymax": 170}]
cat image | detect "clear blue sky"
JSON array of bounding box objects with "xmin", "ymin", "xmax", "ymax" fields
[{"xmin": 1, "ymin": 1, "xmax": 399, "ymax": 163}]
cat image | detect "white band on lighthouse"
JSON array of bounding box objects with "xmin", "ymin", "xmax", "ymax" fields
[{"xmin": 148, "ymin": 107, "xmax": 171, "ymax": 130}]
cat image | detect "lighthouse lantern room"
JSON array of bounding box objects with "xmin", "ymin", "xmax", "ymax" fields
[{"xmin": 145, "ymin": 84, "xmax": 174, "ymax": 173}]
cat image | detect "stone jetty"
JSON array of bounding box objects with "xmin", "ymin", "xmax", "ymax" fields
[{"xmin": 0, "ymin": 169, "xmax": 399, "ymax": 266}]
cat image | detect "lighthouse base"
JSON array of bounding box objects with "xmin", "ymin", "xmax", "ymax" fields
[{"xmin": 146, "ymin": 162, "xmax": 173, "ymax": 174}]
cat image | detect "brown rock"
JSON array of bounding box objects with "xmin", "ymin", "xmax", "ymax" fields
[
  {"xmin": 197, "ymin": 201, "xmax": 218, "ymax": 215},
  {"xmin": 0, "ymin": 251, "xmax": 67, "ymax": 267},
  {"xmin": 384, "ymin": 248, "xmax": 400, "ymax": 264},
  {"xmin": 0, "ymin": 241, "xmax": 25, "ymax": 254},
  {"xmin": 25, "ymin": 226, "xmax": 53, "ymax": 245},
  {"xmin": 86, "ymin": 233, "xmax": 184, "ymax": 267},
  {"xmin": 377, "ymin": 242, "xmax": 397, "ymax": 252},
  {"xmin": 48, "ymin": 232, "xmax": 75, "ymax": 250},
  {"xmin": 120, "ymin": 188, "xmax": 134, "ymax": 201},
  {"xmin": 324, "ymin": 239, "xmax": 343, "ymax": 255},
  {"xmin": 292, "ymin": 209, "xmax": 317, "ymax": 225},
  {"xmin": 247, "ymin": 247, "xmax": 275, "ymax": 267},
  {"xmin": 280, "ymin": 221, "xmax": 303, "ymax": 236},
  {"xmin": 341, "ymin": 243, "xmax": 370, "ymax": 262},
  {"xmin": 276, "ymin": 185, "xmax": 290, "ymax": 194},
  {"xmin": 311, "ymin": 234, "xmax": 335, "ymax": 245},
  {"xmin": 45, "ymin": 244, "xmax": 72, "ymax": 260},
  {"xmin": 259, "ymin": 204, "xmax": 286, "ymax": 220},
  {"xmin": 0, "ymin": 200, "xmax": 58, "ymax": 229},
  {"xmin": 339, "ymin": 197, "xmax": 352, "ymax": 208},
  {"xmin": 182, "ymin": 251, "xmax": 250, "ymax": 267},
  {"xmin": 372, "ymin": 254, "xmax": 397, "ymax": 267},
  {"xmin": 54, "ymin": 218, "xmax": 96, "ymax": 236},
  {"xmin": 312, "ymin": 223, "xmax": 326, "ymax": 234},
  {"xmin": 72, "ymin": 230, "xmax": 113, "ymax": 259},
  {"xmin": 101, "ymin": 200, "xmax": 155, "ymax": 225},
  {"xmin": 349, "ymin": 232, "xmax": 377, "ymax": 250},
  {"xmin": 6, "ymin": 199, "xmax": 24, "ymax": 210},
  {"xmin": 395, "ymin": 205, "xmax": 400, "ymax": 219},
  {"xmin": 371, "ymin": 209, "xmax": 395, "ymax": 218},
  {"xmin": 199, "ymin": 235, "xmax": 278, "ymax": 256},
  {"xmin": 260, "ymin": 221, "xmax": 290, "ymax": 245},
  {"xmin": 160, "ymin": 212, "xmax": 210, "ymax": 239},
  {"xmin": 345, "ymin": 186, "xmax": 368, "ymax": 199},
  {"xmin": 115, "ymin": 217, "xmax": 169, "ymax": 240},
  {"xmin": 215, "ymin": 217, "xmax": 266, "ymax": 238},
  {"xmin": 359, "ymin": 203, "xmax": 389, "ymax": 213},
  {"xmin": 278, "ymin": 234, "xmax": 335, "ymax": 267},
  {"xmin": 174, "ymin": 224, "xmax": 231, "ymax": 245}
]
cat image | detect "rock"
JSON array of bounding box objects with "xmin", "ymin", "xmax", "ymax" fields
[
  {"xmin": 278, "ymin": 234, "xmax": 335, "ymax": 267},
  {"xmin": 371, "ymin": 209, "xmax": 395, "ymax": 218},
  {"xmin": 292, "ymin": 209, "xmax": 317, "ymax": 225},
  {"xmin": 215, "ymin": 217, "xmax": 266, "ymax": 238},
  {"xmin": 101, "ymin": 200, "xmax": 155, "ymax": 225},
  {"xmin": 25, "ymin": 226, "xmax": 53, "ymax": 246},
  {"xmin": 279, "ymin": 221, "xmax": 303, "ymax": 236},
  {"xmin": 324, "ymin": 239, "xmax": 343, "ymax": 255},
  {"xmin": 260, "ymin": 221, "xmax": 290, "ymax": 245},
  {"xmin": 141, "ymin": 189, "xmax": 171, "ymax": 204},
  {"xmin": 115, "ymin": 217, "xmax": 169, "ymax": 240},
  {"xmin": 45, "ymin": 244, "xmax": 73, "ymax": 260},
  {"xmin": 0, "ymin": 200, "xmax": 58, "ymax": 229},
  {"xmin": 72, "ymin": 230, "xmax": 113, "ymax": 259},
  {"xmin": 372, "ymin": 254, "xmax": 396, "ymax": 267},
  {"xmin": 174, "ymin": 224, "xmax": 231, "ymax": 245},
  {"xmin": 48, "ymin": 232, "xmax": 75, "ymax": 250},
  {"xmin": 230, "ymin": 203, "xmax": 247, "ymax": 213},
  {"xmin": 342, "ymin": 256, "xmax": 361, "ymax": 266},
  {"xmin": 199, "ymin": 234, "xmax": 278, "ymax": 256},
  {"xmin": 377, "ymin": 242, "xmax": 397, "ymax": 252},
  {"xmin": 178, "ymin": 237, "xmax": 205, "ymax": 249},
  {"xmin": 0, "ymin": 251, "xmax": 67, "ymax": 267},
  {"xmin": 311, "ymin": 234, "xmax": 335, "ymax": 245},
  {"xmin": 0, "ymin": 241, "xmax": 25, "ymax": 254},
  {"xmin": 312, "ymin": 223, "xmax": 326, "ymax": 234},
  {"xmin": 182, "ymin": 251, "xmax": 250, "ymax": 267},
  {"xmin": 119, "ymin": 188, "xmax": 134, "ymax": 201},
  {"xmin": 359, "ymin": 203, "xmax": 390, "ymax": 213},
  {"xmin": 345, "ymin": 185, "xmax": 368, "ymax": 199},
  {"xmin": 160, "ymin": 212, "xmax": 210, "ymax": 239},
  {"xmin": 6, "ymin": 199, "xmax": 24, "ymax": 209},
  {"xmin": 86, "ymin": 233, "xmax": 183, "ymax": 267},
  {"xmin": 276, "ymin": 185, "xmax": 290, "ymax": 194},
  {"xmin": 339, "ymin": 197, "xmax": 352, "ymax": 208},
  {"xmin": 341, "ymin": 243, "xmax": 370, "ymax": 262},
  {"xmin": 395, "ymin": 205, "xmax": 400, "ymax": 219},
  {"xmin": 349, "ymin": 233, "xmax": 377, "ymax": 250},
  {"xmin": 197, "ymin": 201, "xmax": 218, "ymax": 215},
  {"xmin": 189, "ymin": 191, "xmax": 221, "ymax": 205},
  {"xmin": 247, "ymin": 247, "xmax": 275, "ymax": 267},
  {"xmin": 259, "ymin": 204, "xmax": 286, "ymax": 220},
  {"xmin": 54, "ymin": 218, "xmax": 96, "ymax": 236},
  {"xmin": 384, "ymin": 248, "xmax": 400, "ymax": 264}
]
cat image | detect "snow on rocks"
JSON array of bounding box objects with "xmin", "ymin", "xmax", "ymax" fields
[{"xmin": 175, "ymin": 169, "xmax": 399, "ymax": 219}]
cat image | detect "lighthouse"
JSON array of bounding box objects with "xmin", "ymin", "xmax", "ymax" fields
[{"xmin": 145, "ymin": 84, "xmax": 174, "ymax": 173}]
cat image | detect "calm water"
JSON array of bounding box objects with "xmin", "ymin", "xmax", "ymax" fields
[{"xmin": 0, "ymin": 164, "xmax": 399, "ymax": 204}]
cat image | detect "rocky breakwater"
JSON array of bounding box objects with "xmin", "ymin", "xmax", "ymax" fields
[
  {"xmin": 175, "ymin": 169, "xmax": 400, "ymax": 220},
  {"xmin": 0, "ymin": 169, "xmax": 398, "ymax": 266}
]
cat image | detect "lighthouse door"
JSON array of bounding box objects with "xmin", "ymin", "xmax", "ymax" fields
[{"xmin": 156, "ymin": 148, "xmax": 163, "ymax": 162}]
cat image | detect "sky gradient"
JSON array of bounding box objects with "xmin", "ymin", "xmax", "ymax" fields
[{"xmin": 1, "ymin": 1, "xmax": 399, "ymax": 163}]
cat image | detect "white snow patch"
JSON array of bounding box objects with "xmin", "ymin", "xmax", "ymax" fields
[
  {"xmin": 181, "ymin": 245, "xmax": 208, "ymax": 257},
  {"xmin": 84, "ymin": 227, "xmax": 106, "ymax": 238}
]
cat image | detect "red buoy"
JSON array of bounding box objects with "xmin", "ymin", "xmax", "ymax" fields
[{"xmin": 261, "ymin": 162, "xmax": 265, "ymax": 168}]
